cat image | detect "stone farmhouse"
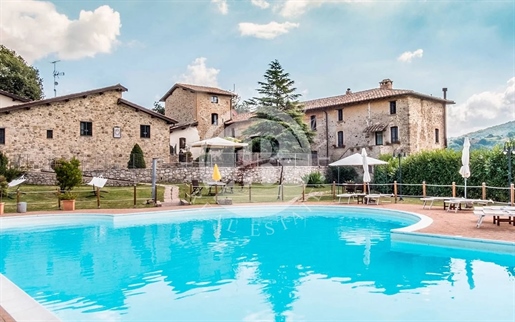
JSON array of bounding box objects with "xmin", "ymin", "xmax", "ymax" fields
[
  {"xmin": 302, "ymin": 79, "xmax": 455, "ymax": 164},
  {"xmin": 161, "ymin": 83, "xmax": 235, "ymax": 161},
  {"xmin": 0, "ymin": 84, "xmax": 177, "ymax": 170}
]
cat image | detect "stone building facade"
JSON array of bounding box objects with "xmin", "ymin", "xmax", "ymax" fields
[
  {"xmin": 303, "ymin": 79, "xmax": 454, "ymax": 163},
  {"xmin": 0, "ymin": 84, "xmax": 177, "ymax": 170}
]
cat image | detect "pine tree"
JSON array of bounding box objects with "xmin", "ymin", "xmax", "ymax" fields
[
  {"xmin": 128, "ymin": 144, "xmax": 146, "ymax": 169},
  {"xmin": 243, "ymin": 60, "xmax": 314, "ymax": 156}
]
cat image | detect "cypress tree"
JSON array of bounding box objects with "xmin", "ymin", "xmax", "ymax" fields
[{"xmin": 128, "ymin": 144, "xmax": 146, "ymax": 169}]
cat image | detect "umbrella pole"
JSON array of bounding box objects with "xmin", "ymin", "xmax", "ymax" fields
[{"xmin": 464, "ymin": 178, "xmax": 467, "ymax": 199}]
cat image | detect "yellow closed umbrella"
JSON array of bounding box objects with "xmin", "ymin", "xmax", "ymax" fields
[{"xmin": 212, "ymin": 164, "xmax": 222, "ymax": 182}]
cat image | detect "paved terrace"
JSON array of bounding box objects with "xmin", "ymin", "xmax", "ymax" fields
[{"xmin": 1, "ymin": 200, "xmax": 514, "ymax": 321}]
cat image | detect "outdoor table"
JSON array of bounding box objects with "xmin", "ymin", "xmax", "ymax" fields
[{"xmin": 207, "ymin": 181, "xmax": 226, "ymax": 195}]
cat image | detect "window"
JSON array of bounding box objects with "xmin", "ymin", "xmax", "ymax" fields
[
  {"xmin": 80, "ymin": 122, "xmax": 92, "ymax": 136},
  {"xmin": 375, "ymin": 131, "xmax": 383, "ymax": 145},
  {"xmin": 231, "ymin": 128, "xmax": 236, "ymax": 137},
  {"xmin": 337, "ymin": 109, "xmax": 343, "ymax": 121},
  {"xmin": 435, "ymin": 129, "xmax": 440, "ymax": 143},
  {"xmin": 46, "ymin": 130, "xmax": 53, "ymax": 139},
  {"xmin": 179, "ymin": 137, "xmax": 186, "ymax": 149},
  {"xmin": 211, "ymin": 96, "xmax": 219, "ymax": 103},
  {"xmin": 211, "ymin": 113, "xmax": 219, "ymax": 125},
  {"xmin": 140, "ymin": 125, "xmax": 150, "ymax": 138},
  {"xmin": 337, "ymin": 131, "xmax": 344, "ymax": 147},
  {"xmin": 390, "ymin": 101, "xmax": 397, "ymax": 114},
  {"xmin": 0, "ymin": 128, "xmax": 4, "ymax": 145},
  {"xmin": 390, "ymin": 126, "xmax": 399, "ymax": 143},
  {"xmin": 310, "ymin": 115, "xmax": 317, "ymax": 131}
]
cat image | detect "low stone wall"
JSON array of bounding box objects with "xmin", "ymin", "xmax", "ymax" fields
[{"xmin": 24, "ymin": 165, "xmax": 328, "ymax": 186}]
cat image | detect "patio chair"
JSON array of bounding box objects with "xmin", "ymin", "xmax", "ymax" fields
[
  {"xmin": 223, "ymin": 180, "xmax": 234, "ymax": 194},
  {"xmin": 191, "ymin": 179, "xmax": 203, "ymax": 196}
]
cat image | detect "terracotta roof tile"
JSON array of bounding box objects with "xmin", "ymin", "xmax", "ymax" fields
[
  {"xmin": 0, "ymin": 89, "xmax": 32, "ymax": 102},
  {"xmin": 363, "ymin": 123, "xmax": 388, "ymax": 133},
  {"xmin": 303, "ymin": 88, "xmax": 455, "ymax": 111},
  {"xmin": 0, "ymin": 84, "xmax": 127, "ymax": 112},
  {"xmin": 160, "ymin": 83, "xmax": 235, "ymax": 101},
  {"xmin": 225, "ymin": 112, "xmax": 255, "ymax": 124}
]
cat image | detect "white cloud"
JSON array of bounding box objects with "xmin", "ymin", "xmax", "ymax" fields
[
  {"xmin": 278, "ymin": 0, "xmax": 363, "ymax": 17},
  {"xmin": 179, "ymin": 57, "xmax": 220, "ymax": 87},
  {"xmin": 212, "ymin": 0, "xmax": 228, "ymax": 14},
  {"xmin": 239, "ymin": 21, "xmax": 299, "ymax": 39},
  {"xmin": 447, "ymin": 77, "xmax": 515, "ymax": 137},
  {"xmin": 397, "ymin": 49, "xmax": 424, "ymax": 63},
  {"xmin": 251, "ymin": 0, "xmax": 270, "ymax": 9},
  {"xmin": 0, "ymin": 0, "xmax": 121, "ymax": 63}
]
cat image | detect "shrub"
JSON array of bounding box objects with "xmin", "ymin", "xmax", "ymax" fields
[
  {"xmin": 54, "ymin": 157, "xmax": 83, "ymax": 191},
  {"xmin": 0, "ymin": 151, "xmax": 24, "ymax": 182},
  {"xmin": 0, "ymin": 175, "xmax": 7, "ymax": 201},
  {"xmin": 325, "ymin": 166, "xmax": 358, "ymax": 184},
  {"xmin": 128, "ymin": 144, "xmax": 146, "ymax": 169},
  {"xmin": 302, "ymin": 171, "xmax": 325, "ymax": 187}
]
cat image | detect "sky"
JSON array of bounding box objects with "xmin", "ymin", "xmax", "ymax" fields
[{"xmin": 1, "ymin": 0, "xmax": 514, "ymax": 138}]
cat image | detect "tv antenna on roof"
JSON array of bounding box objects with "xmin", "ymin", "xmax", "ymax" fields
[{"xmin": 51, "ymin": 60, "xmax": 65, "ymax": 97}]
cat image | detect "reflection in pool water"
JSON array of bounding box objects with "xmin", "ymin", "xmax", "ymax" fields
[{"xmin": 0, "ymin": 206, "xmax": 514, "ymax": 321}]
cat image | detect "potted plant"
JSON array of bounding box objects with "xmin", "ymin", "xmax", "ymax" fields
[
  {"xmin": 0, "ymin": 175, "xmax": 7, "ymax": 215},
  {"xmin": 59, "ymin": 191, "xmax": 77, "ymax": 211},
  {"xmin": 53, "ymin": 157, "xmax": 82, "ymax": 211}
]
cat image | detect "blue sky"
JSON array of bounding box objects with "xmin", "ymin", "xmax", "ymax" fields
[{"xmin": 1, "ymin": 0, "xmax": 514, "ymax": 137}]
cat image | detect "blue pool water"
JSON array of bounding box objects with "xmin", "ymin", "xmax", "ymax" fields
[{"xmin": 0, "ymin": 206, "xmax": 514, "ymax": 321}]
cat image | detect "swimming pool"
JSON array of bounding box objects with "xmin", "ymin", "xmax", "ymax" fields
[{"xmin": 0, "ymin": 206, "xmax": 514, "ymax": 321}]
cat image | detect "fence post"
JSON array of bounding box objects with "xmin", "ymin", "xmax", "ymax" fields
[
  {"xmin": 133, "ymin": 184, "xmax": 137, "ymax": 208},
  {"xmin": 452, "ymin": 182, "xmax": 456, "ymax": 197},
  {"xmin": 393, "ymin": 181, "xmax": 398, "ymax": 203},
  {"xmin": 281, "ymin": 184, "xmax": 284, "ymax": 201},
  {"xmin": 249, "ymin": 184, "xmax": 252, "ymax": 202},
  {"xmin": 57, "ymin": 188, "xmax": 61, "ymax": 210},
  {"xmin": 482, "ymin": 182, "xmax": 486, "ymax": 200},
  {"xmin": 302, "ymin": 184, "xmax": 305, "ymax": 202},
  {"xmin": 96, "ymin": 187, "xmax": 100, "ymax": 209},
  {"xmin": 422, "ymin": 181, "xmax": 426, "ymax": 197},
  {"xmin": 189, "ymin": 183, "xmax": 193, "ymax": 203},
  {"xmin": 16, "ymin": 188, "xmax": 20, "ymax": 204},
  {"xmin": 332, "ymin": 181, "xmax": 336, "ymax": 201},
  {"xmin": 511, "ymin": 183, "xmax": 514, "ymax": 206}
]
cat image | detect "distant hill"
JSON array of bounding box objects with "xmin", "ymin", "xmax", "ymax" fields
[{"xmin": 448, "ymin": 121, "xmax": 515, "ymax": 151}]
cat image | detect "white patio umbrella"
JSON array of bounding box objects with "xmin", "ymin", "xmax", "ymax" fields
[
  {"xmin": 328, "ymin": 153, "xmax": 388, "ymax": 167},
  {"xmin": 190, "ymin": 137, "xmax": 248, "ymax": 148},
  {"xmin": 459, "ymin": 137, "xmax": 471, "ymax": 198},
  {"xmin": 362, "ymin": 148, "xmax": 371, "ymax": 194}
]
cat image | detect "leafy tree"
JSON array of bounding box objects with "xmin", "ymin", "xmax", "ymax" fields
[
  {"xmin": 54, "ymin": 157, "xmax": 83, "ymax": 191},
  {"xmin": 232, "ymin": 93, "xmax": 251, "ymax": 113},
  {"xmin": 128, "ymin": 144, "xmax": 146, "ymax": 168},
  {"xmin": 0, "ymin": 45, "xmax": 44, "ymax": 100},
  {"xmin": 243, "ymin": 60, "xmax": 314, "ymax": 156},
  {"xmin": 152, "ymin": 101, "xmax": 165, "ymax": 115}
]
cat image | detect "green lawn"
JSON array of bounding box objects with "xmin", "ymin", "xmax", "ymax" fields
[
  {"xmin": 3, "ymin": 184, "xmax": 164, "ymax": 213},
  {"xmin": 178, "ymin": 183, "xmax": 337, "ymax": 205}
]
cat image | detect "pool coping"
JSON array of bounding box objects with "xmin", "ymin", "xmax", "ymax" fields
[{"xmin": 0, "ymin": 205, "xmax": 514, "ymax": 321}]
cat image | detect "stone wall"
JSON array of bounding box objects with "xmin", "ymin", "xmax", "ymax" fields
[
  {"xmin": 0, "ymin": 90, "xmax": 171, "ymax": 170},
  {"xmin": 24, "ymin": 165, "xmax": 327, "ymax": 186}
]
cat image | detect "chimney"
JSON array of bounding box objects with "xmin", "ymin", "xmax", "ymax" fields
[
  {"xmin": 346, "ymin": 88, "xmax": 352, "ymax": 94},
  {"xmin": 379, "ymin": 79, "xmax": 393, "ymax": 90},
  {"xmin": 442, "ymin": 87, "xmax": 447, "ymax": 99}
]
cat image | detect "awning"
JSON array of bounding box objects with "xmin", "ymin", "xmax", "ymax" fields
[{"xmin": 363, "ymin": 123, "xmax": 387, "ymax": 133}]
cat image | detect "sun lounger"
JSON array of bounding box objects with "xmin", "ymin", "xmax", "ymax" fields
[
  {"xmin": 365, "ymin": 194, "xmax": 393, "ymax": 205},
  {"xmin": 444, "ymin": 198, "xmax": 494, "ymax": 213},
  {"xmin": 336, "ymin": 193, "xmax": 357, "ymax": 204},
  {"xmin": 473, "ymin": 206, "xmax": 515, "ymax": 228},
  {"xmin": 7, "ymin": 175, "xmax": 26, "ymax": 188},
  {"xmin": 420, "ymin": 196, "xmax": 452, "ymax": 209}
]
